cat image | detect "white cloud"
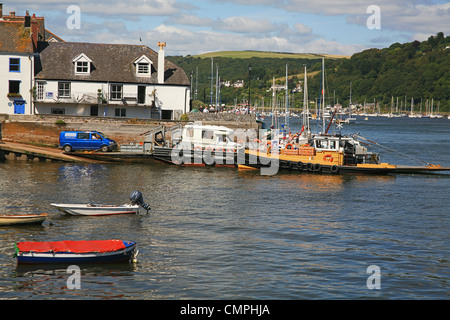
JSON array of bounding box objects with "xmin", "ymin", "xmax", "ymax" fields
[
  {"xmin": 171, "ymin": 14, "xmax": 214, "ymax": 26},
  {"xmin": 293, "ymin": 23, "xmax": 312, "ymax": 35},
  {"xmin": 5, "ymin": 0, "xmax": 181, "ymax": 16},
  {"xmin": 217, "ymin": 16, "xmax": 280, "ymax": 33},
  {"xmin": 7, "ymin": 0, "xmax": 447, "ymax": 57}
]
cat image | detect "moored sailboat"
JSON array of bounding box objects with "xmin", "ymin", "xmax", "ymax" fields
[{"xmin": 240, "ymin": 59, "xmax": 450, "ymax": 174}]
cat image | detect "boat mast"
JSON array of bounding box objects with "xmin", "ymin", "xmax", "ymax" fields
[
  {"xmin": 303, "ymin": 65, "xmax": 310, "ymax": 135},
  {"xmin": 210, "ymin": 58, "xmax": 214, "ymax": 108},
  {"xmin": 321, "ymin": 57, "xmax": 326, "ymax": 132},
  {"xmin": 285, "ymin": 64, "xmax": 289, "ymax": 130}
]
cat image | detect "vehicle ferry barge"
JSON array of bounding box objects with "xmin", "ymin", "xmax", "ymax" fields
[{"xmin": 240, "ymin": 133, "xmax": 450, "ymax": 174}]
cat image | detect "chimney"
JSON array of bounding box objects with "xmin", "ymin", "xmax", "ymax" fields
[
  {"xmin": 24, "ymin": 11, "xmax": 30, "ymax": 27},
  {"xmin": 31, "ymin": 14, "xmax": 38, "ymax": 50},
  {"xmin": 0, "ymin": 3, "xmax": 3, "ymax": 19},
  {"xmin": 157, "ymin": 42, "xmax": 166, "ymax": 84}
]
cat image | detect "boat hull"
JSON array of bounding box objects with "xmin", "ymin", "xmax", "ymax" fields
[
  {"xmin": 15, "ymin": 240, "xmax": 137, "ymax": 264},
  {"xmin": 0, "ymin": 213, "xmax": 47, "ymax": 226},
  {"xmin": 51, "ymin": 204, "xmax": 139, "ymax": 216},
  {"xmin": 241, "ymin": 150, "xmax": 450, "ymax": 175}
]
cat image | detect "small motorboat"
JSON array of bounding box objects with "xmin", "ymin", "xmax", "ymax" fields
[
  {"xmin": 51, "ymin": 190, "xmax": 151, "ymax": 216},
  {"xmin": 14, "ymin": 239, "xmax": 138, "ymax": 264},
  {"xmin": 0, "ymin": 213, "xmax": 47, "ymax": 226},
  {"xmin": 50, "ymin": 203, "xmax": 140, "ymax": 216}
]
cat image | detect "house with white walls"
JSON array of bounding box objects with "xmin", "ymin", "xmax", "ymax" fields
[
  {"xmin": 0, "ymin": 8, "xmax": 39, "ymax": 115},
  {"xmin": 34, "ymin": 41, "xmax": 191, "ymax": 120}
]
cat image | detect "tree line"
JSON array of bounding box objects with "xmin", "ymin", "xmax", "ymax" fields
[{"xmin": 168, "ymin": 32, "xmax": 450, "ymax": 113}]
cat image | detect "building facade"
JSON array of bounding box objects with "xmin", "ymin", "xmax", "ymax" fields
[
  {"xmin": 0, "ymin": 3, "xmax": 191, "ymax": 120},
  {"xmin": 0, "ymin": 8, "xmax": 38, "ymax": 115},
  {"xmin": 34, "ymin": 42, "xmax": 191, "ymax": 120}
]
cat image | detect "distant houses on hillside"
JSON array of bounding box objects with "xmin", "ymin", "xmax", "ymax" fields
[{"xmin": 0, "ymin": 3, "xmax": 190, "ymax": 120}]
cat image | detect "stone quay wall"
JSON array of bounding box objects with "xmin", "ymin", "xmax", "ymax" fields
[{"xmin": 0, "ymin": 113, "xmax": 259, "ymax": 148}]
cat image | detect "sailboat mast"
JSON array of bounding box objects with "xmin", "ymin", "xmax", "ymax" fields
[
  {"xmin": 285, "ymin": 64, "xmax": 289, "ymax": 129},
  {"xmin": 303, "ymin": 65, "xmax": 309, "ymax": 134},
  {"xmin": 322, "ymin": 58, "xmax": 325, "ymax": 131}
]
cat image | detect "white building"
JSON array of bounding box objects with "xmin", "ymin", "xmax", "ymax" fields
[
  {"xmin": 34, "ymin": 41, "xmax": 191, "ymax": 120},
  {"xmin": 0, "ymin": 9, "xmax": 39, "ymax": 115},
  {"xmin": 0, "ymin": 3, "xmax": 190, "ymax": 120}
]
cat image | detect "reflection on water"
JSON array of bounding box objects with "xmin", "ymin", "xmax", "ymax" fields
[{"xmin": 0, "ymin": 117, "xmax": 449, "ymax": 299}]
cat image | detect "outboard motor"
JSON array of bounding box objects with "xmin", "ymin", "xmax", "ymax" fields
[{"xmin": 130, "ymin": 190, "xmax": 151, "ymax": 213}]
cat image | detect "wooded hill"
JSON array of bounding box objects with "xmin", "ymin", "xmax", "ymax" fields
[{"xmin": 168, "ymin": 33, "xmax": 450, "ymax": 113}]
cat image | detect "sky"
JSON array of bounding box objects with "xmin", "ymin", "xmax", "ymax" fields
[{"xmin": 6, "ymin": 0, "xmax": 450, "ymax": 56}]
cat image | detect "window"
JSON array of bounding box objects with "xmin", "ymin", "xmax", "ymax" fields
[
  {"xmin": 90, "ymin": 105, "xmax": 98, "ymax": 116},
  {"xmin": 77, "ymin": 132, "xmax": 90, "ymax": 139},
  {"xmin": 115, "ymin": 108, "xmax": 126, "ymax": 117},
  {"xmin": 8, "ymin": 80, "xmax": 20, "ymax": 94},
  {"xmin": 9, "ymin": 58, "xmax": 20, "ymax": 72},
  {"xmin": 110, "ymin": 84, "xmax": 123, "ymax": 100},
  {"xmin": 72, "ymin": 53, "xmax": 92, "ymax": 74},
  {"xmin": 134, "ymin": 55, "xmax": 152, "ymax": 76},
  {"xmin": 137, "ymin": 63, "xmax": 149, "ymax": 75},
  {"xmin": 202, "ymin": 130, "xmax": 214, "ymax": 140},
  {"xmin": 76, "ymin": 61, "xmax": 89, "ymax": 73},
  {"xmin": 37, "ymin": 81, "xmax": 45, "ymax": 100},
  {"xmin": 58, "ymin": 82, "xmax": 71, "ymax": 98},
  {"xmin": 51, "ymin": 108, "xmax": 65, "ymax": 114},
  {"xmin": 138, "ymin": 86, "xmax": 146, "ymax": 104}
]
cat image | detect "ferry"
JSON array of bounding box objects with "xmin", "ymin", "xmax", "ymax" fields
[{"xmin": 241, "ymin": 133, "xmax": 450, "ymax": 174}]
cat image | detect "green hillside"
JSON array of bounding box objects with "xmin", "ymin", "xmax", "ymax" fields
[
  {"xmin": 168, "ymin": 32, "xmax": 450, "ymax": 113},
  {"xmin": 194, "ymin": 50, "xmax": 348, "ymax": 60}
]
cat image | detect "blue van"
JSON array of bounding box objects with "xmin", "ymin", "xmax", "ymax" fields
[{"xmin": 59, "ymin": 131, "xmax": 118, "ymax": 152}]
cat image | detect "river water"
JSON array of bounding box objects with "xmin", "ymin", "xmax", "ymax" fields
[{"xmin": 0, "ymin": 116, "xmax": 449, "ymax": 300}]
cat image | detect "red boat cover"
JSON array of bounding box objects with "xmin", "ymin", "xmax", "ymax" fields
[{"xmin": 17, "ymin": 240, "xmax": 126, "ymax": 253}]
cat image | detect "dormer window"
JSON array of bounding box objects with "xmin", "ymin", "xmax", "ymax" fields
[
  {"xmin": 72, "ymin": 53, "xmax": 92, "ymax": 75},
  {"xmin": 134, "ymin": 55, "xmax": 152, "ymax": 77},
  {"xmin": 76, "ymin": 61, "xmax": 89, "ymax": 73},
  {"xmin": 137, "ymin": 63, "xmax": 149, "ymax": 75}
]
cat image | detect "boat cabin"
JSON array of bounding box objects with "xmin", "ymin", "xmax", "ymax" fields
[
  {"xmin": 313, "ymin": 134, "xmax": 380, "ymax": 165},
  {"xmin": 176, "ymin": 124, "xmax": 240, "ymax": 150}
]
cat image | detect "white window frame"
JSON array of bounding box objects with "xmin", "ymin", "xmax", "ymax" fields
[
  {"xmin": 36, "ymin": 81, "xmax": 46, "ymax": 100},
  {"xmin": 110, "ymin": 84, "xmax": 123, "ymax": 101},
  {"xmin": 58, "ymin": 82, "xmax": 71, "ymax": 98},
  {"xmin": 72, "ymin": 53, "xmax": 92, "ymax": 75},
  {"xmin": 134, "ymin": 55, "xmax": 152, "ymax": 77}
]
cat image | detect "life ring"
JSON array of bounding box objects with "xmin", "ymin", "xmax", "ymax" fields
[
  {"xmin": 227, "ymin": 148, "xmax": 236, "ymax": 153},
  {"xmin": 194, "ymin": 146, "xmax": 203, "ymax": 152},
  {"xmin": 323, "ymin": 154, "xmax": 333, "ymax": 162},
  {"xmin": 215, "ymin": 147, "xmax": 225, "ymax": 153},
  {"xmin": 330, "ymin": 165, "xmax": 339, "ymax": 173},
  {"xmin": 285, "ymin": 143, "xmax": 294, "ymax": 150},
  {"xmin": 204, "ymin": 146, "xmax": 214, "ymax": 153}
]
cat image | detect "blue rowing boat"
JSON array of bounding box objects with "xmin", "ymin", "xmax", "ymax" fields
[{"xmin": 14, "ymin": 239, "xmax": 137, "ymax": 264}]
